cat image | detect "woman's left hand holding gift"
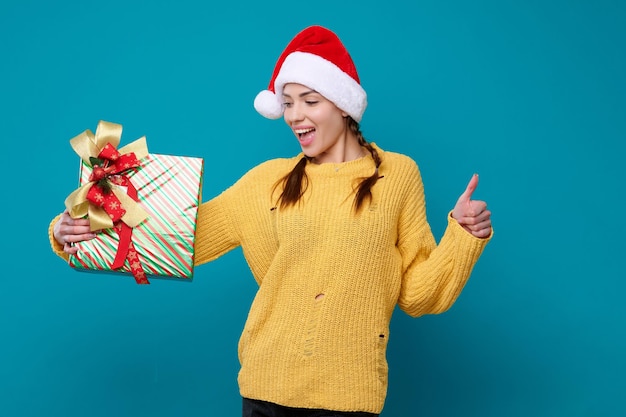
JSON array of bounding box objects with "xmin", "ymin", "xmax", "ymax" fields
[{"xmin": 53, "ymin": 210, "xmax": 97, "ymax": 254}]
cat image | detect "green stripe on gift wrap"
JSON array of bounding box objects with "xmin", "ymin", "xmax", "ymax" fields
[
  {"xmin": 150, "ymin": 155, "xmax": 203, "ymax": 207},
  {"xmin": 134, "ymin": 156, "xmax": 199, "ymax": 244},
  {"xmin": 69, "ymin": 153, "xmax": 204, "ymax": 281}
]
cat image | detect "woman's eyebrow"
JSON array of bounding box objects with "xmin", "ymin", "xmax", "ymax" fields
[{"xmin": 282, "ymin": 90, "xmax": 318, "ymax": 98}]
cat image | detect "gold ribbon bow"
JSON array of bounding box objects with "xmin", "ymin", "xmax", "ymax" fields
[{"xmin": 64, "ymin": 121, "xmax": 149, "ymax": 231}]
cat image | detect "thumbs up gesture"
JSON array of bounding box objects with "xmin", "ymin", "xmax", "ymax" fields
[{"xmin": 452, "ymin": 174, "xmax": 492, "ymax": 239}]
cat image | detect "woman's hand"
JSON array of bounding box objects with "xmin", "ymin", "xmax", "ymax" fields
[
  {"xmin": 53, "ymin": 210, "xmax": 97, "ymax": 254},
  {"xmin": 452, "ymin": 174, "xmax": 492, "ymax": 239}
]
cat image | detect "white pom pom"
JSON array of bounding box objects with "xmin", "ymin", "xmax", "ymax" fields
[{"xmin": 254, "ymin": 90, "xmax": 283, "ymax": 119}]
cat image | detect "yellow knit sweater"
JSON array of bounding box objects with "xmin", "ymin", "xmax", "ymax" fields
[{"xmin": 49, "ymin": 145, "xmax": 490, "ymax": 413}]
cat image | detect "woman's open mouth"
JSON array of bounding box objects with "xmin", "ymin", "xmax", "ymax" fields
[{"xmin": 295, "ymin": 128, "xmax": 315, "ymax": 146}]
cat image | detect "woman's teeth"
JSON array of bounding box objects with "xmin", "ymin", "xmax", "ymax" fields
[{"xmin": 295, "ymin": 128, "xmax": 315, "ymax": 137}]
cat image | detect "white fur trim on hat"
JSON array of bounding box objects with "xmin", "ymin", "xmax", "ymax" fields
[{"xmin": 256, "ymin": 51, "xmax": 368, "ymax": 122}]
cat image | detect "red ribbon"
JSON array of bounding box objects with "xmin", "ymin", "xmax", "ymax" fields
[{"xmin": 85, "ymin": 143, "xmax": 149, "ymax": 284}]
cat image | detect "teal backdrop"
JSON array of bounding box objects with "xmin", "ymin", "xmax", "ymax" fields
[{"xmin": 1, "ymin": 0, "xmax": 624, "ymax": 416}]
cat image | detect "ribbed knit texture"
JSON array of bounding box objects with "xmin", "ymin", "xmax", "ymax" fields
[
  {"xmin": 49, "ymin": 145, "xmax": 490, "ymax": 413},
  {"xmin": 193, "ymin": 145, "xmax": 490, "ymax": 413}
]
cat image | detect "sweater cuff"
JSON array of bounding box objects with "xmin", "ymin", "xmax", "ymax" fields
[
  {"xmin": 447, "ymin": 210, "xmax": 494, "ymax": 241},
  {"xmin": 48, "ymin": 214, "xmax": 70, "ymax": 262},
  {"xmin": 444, "ymin": 211, "xmax": 492, "ymax": 269}
]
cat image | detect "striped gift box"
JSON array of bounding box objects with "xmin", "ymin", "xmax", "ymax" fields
[{"xmin": 69, "ymin": 153, "xmax": 203, "ymax": 281}]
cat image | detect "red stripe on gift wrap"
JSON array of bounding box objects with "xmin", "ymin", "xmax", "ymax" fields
[
  {"xmin": 136, "ymin": 156, "xmax": 200, "ymax": 228},
  {"xmin": 130, "ymin": 155, "xmax": 201, "ymax": 276},
  {"xmin": 131, "ymin": 155, "xmax": 201, "ymax": 275},
  {"xmin": 140, "ymin": 156, "xmax": 202, "ymax": 231},
  {"xmin": 69, "ymin": 153, "xmax": 203, "ymax": 280}
]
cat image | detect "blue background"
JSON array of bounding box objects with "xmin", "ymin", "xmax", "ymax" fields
[{"xmin": 1, "ymin": 0, "xmax": 624, "ymax": 416}]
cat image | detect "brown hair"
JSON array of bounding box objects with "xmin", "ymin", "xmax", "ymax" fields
[{"xmin": 273, "ymin": 117, "xmax": 382, "ymax": 213}]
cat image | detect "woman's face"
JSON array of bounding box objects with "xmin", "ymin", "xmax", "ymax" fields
[{"xmin": 282, "ymin": 83, "xmax": 356, "ymax": 164}]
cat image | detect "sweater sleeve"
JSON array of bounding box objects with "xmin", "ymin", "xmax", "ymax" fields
[
  {"xmin": 396, "ymin": 162, "xmax": 491, "ymax": 318},
  {"xmin": 48, "ymin": 213, "xmax": 70, "ymax": 262},
  {"xmin": 193, "ymin": 189, "xmax": 241, "ymax": 267}
]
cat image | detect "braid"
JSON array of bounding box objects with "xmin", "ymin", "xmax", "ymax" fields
[
  {"xmin": 273, "ymin": 156, "xmax": 310, "ymax": 209},
  {"xmin": 273, "ymin": 118, "xmax": 380, "ymax": 212},
  {"xmin": 351, "ymin": 118, "xmax": 382, "ymax": 212}
]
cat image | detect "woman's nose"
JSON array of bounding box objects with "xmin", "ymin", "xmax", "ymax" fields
[{"xmin": 285, "ymin": 103, "xmax": 304, "ymax": 123}]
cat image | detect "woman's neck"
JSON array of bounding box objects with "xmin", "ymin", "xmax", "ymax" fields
[{"xmin": 310, "ymin": 133, "xmax": 364, "ymax": 165}]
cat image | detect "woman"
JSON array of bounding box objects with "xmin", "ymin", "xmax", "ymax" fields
[{"xmin": 50, "ymin": 25, "xmax": 492, "ymax": 417}]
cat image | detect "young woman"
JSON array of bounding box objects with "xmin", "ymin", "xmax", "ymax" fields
[{"xmin": 50, "ymin": 25, "xmax": 492, "ymax": 417}]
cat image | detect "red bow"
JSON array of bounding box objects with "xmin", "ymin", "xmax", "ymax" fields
[
  {"xmin": 65, "ymin": 121, "xmax": 150, "ymax": 284},
  {"xmin": 84, "ymin": 143, "xmax": 148, "ymax": 284},
  {"xmin": 86, "ymin": 143, "xmax": 141, "ymax": 222}
]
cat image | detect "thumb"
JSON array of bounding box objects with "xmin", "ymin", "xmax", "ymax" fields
[{"xmin": 458, "ymin": 173, "xmax": 479, "ymax": 203}]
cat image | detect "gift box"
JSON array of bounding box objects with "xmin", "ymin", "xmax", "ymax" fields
[{"xmin": 66, "ymin": 121, "xmax": 203, "ymax": 284}]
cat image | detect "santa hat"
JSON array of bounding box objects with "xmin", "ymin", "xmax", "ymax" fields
[{"xmin": 254, "ymin": 25, "xmax": 367, "ymax": 122}]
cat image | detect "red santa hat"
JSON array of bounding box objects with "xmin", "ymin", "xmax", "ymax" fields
[{"xmin": 254, "ymin": 25, "xmax": 367, "ymax": 122}]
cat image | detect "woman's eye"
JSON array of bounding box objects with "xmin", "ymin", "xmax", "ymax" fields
[
  {"xmin": 283, "ymin": 102, "xmax": 293, "ymax": 108},
  {"xmin": 306, "ymin": 101, "xmax": 318, "ymax": 105}
]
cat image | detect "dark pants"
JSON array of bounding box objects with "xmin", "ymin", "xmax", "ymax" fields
[{"xmin": 242, "ymin": 398, "xmax": 379, "ymax": 417}]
